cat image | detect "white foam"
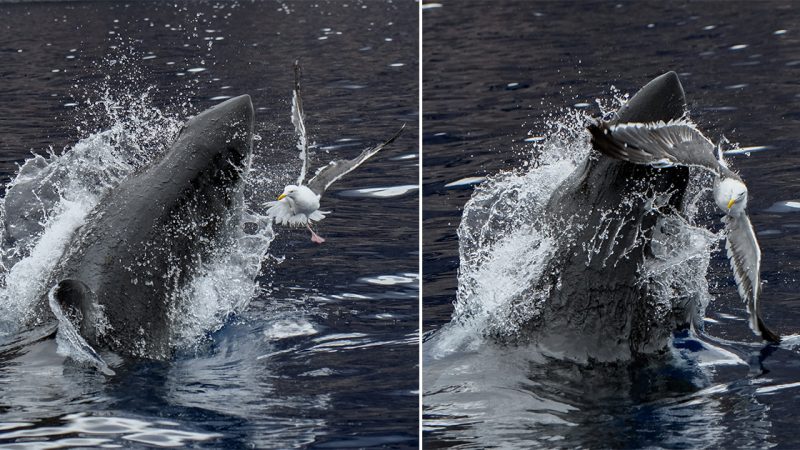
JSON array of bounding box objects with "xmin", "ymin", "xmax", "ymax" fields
[{"xmin": 263, "ymin": 319, "xmax": 318, "ymax": 340}]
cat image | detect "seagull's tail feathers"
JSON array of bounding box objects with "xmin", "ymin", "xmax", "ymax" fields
[
  {"xmin": 266, "ymin": 200, "xmax": 309, "ymax": 227},
  {"xmin": 308, "ymin": 210, "xmax": 329, "ymax": 223}
]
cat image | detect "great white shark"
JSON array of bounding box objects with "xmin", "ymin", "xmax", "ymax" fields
[
  {"xmin": 540, "ymin": 72, "xmax": 695, "ymax": 359},
  {"xmin": 509, "ymin": 72, "xmax": 705, "ymax": 360},
  {"xmin": 22, "ymin": 94, "xmax": 254, "ymax": 360}
]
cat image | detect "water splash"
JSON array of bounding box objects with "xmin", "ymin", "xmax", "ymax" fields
[
  {"xmin": 170, "ymin": 210, "xmax": 276, "ymax": 352},
  {"xmin": 0, "ymin": 88, "xmax": 180, "ymax": 336}
]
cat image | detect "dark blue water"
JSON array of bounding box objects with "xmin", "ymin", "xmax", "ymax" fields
[
  {"xmin": 0, "ymin": 1, "xmax": 418, "ymax": 448},
  {"xmin": 423, "ymin": 1, "xmax": 800, "ymax": 448}
]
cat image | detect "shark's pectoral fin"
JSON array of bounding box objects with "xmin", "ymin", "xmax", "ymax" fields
[
  {"xmin": 48, "ymin": 280, "xmax": 113, "ymax": 375},
  {"xmin": 51, "ymin": 279, "xmax": 99, "ymax": 343}
]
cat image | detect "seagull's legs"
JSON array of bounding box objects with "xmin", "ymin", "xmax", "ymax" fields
[{"xmin": 307, "ymin": 222, "xmax": 325, "ymax": 244}]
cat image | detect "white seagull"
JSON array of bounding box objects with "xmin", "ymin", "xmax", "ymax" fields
[
  {"xmin": 588, "ymin": 118, "xmax": 780, "ymax": 343},
  {"xmin": 266, "ymin": 61, "xmax": 405, "ymax": 243}
]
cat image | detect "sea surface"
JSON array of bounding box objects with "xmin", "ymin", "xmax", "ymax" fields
[
  {"xmin": 0, "ymin": 1, "xmax": 418, "ymax": 448},
  {"xmin": 423, "ymin": 1, "xmax": 800, "ymax": 448}
]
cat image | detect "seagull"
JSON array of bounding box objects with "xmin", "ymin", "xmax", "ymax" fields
[
  {"xmin": 587, "ymin": 118, "xmax": 780, "ymax": 343},
  {"xmin": 266, "ymin": 61, "xmax": 405, "ymax": 244}
]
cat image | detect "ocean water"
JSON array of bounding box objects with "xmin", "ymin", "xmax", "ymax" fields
[
  {"xmin": 0, "ymin": 1, "xmax": 418, "ymax": 448},
  {"xmin": 423, "ymin": 1, "xmax": 800, "ymax": 448}
]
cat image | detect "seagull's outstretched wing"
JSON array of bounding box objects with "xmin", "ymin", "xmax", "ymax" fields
[
  {"xmin": 588, "ymin": 119, "xmax": 721, "ymax": 173},
  {"xmin": 292, "ymin": 60, "xmax": 310, "ymax": 185},
  {"xmin": 306, "ymin": 124, "xmax": 405, "ymax": 196},
  {"xmin": 725, "ymin": 213, "xmax": 781, "ymax": 343}
]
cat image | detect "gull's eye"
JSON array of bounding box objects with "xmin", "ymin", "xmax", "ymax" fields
[{"xmin": 738, "ymin": 192, "xmax": 746, "ymax": 198}]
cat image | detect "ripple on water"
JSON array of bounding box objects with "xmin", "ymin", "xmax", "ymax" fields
[
  {"xmin": 444, "ymin": 176, "xmax": 486, "ymax": 189},
  {"xmin": 337, "ymin": 184, "xmax": 418, "ymax": 198},
  {"xmin": 318, "ymin": 142, "xmax": 363, "ymax": 151},
  {"xmin": 359, "ymin": 273, "xmax": 417, "ymax": 286},
  {"xmin": 0, "ymin": 413, "xmax": 221, "ymax": 448},
  {"xmin": 389, "ymin": 153, "xmax": 417, "ymax": 161},
  {"xmin": 300, "ymin": 367, "xmax": 336, "ymax": 377},
  {"xmin": 308, "ymin": 333, "xmax": 371, "ymax": 352},
  {"xmin": 765, "ymin": 200, "xmax": 800, "ymax": 213},
  {"xmin": 755, "ymin": 381, "xmax": 800, "ymax": 395}
]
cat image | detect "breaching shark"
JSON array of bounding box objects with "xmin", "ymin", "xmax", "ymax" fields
[
  {"xmin": 14, "ymin": 95, "xmax": 254, "ymax": 360},
  {"xmin": 502, "ymin": 72, "xmax": 777, "ymax": 361}
]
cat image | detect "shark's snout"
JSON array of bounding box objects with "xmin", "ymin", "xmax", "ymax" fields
[
  {"xmin": 181, "ymin": 94, "xmax": 255, "ymax": 162},
  {"xmin": 216, "ymin": 94, "xmax": 254, "ymax": 123}
]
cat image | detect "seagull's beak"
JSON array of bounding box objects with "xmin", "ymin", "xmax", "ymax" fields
[
  {"xmin": 727, "ymin": 198, "xmax": 736, "ymax": 209},
  {"xmin": 277, "ymin": 193, "xmax": 287, "ymax": 201}
]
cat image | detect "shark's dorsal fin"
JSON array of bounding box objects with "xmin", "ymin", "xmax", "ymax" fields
[{"xmin": 616, "ymin": 71, "xmax": 686, "ymax": 123}]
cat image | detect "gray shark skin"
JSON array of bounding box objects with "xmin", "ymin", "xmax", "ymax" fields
[
  {"xmin": 526, "ymin": 72, "xmax": 694, "ymax": 361},
  {"xmin": 41, "ymin": 95, "xmax": 254, "ymax": 360}
]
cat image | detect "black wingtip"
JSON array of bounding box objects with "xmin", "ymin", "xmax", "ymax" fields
[
  {"xmin": 758, "ymin": 317, "xmax": 781, "ymax": 344},
  {"xmin": 384, "ymin": 123, "xmax": 406, "ymax": 146},
  {"xmin": 293, "ymin": 60, "xmax": 301, "ymax": 92},
  {"xmin": 587, "ymin": 120, "xmax": 630, "ymax": 161}
]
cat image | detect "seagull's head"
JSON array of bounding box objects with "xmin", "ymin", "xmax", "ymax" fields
[
  {"xmin": 277, "ymin": 185, "xmax": 300, "ymax": 201},
  {"xmin": 276, "ymin": 185, "xmax": 319, "ymax": 213},
  {"xmin": 715, "ymin": 177, "xmax": 748, "ymax": 215}
]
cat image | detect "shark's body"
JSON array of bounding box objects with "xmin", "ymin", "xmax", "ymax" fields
[
  {"xmin": 30, "ymin": 95, "xmax": 254, "ymax": 359},
  {"xmin": 536, "ymin": 73, "xmax": 691, "ymax": 360}
]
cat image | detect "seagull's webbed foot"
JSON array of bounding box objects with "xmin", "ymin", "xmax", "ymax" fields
[{"xmin": 307, "ymin": 223, "xmax": 326, "ymax": 244}]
